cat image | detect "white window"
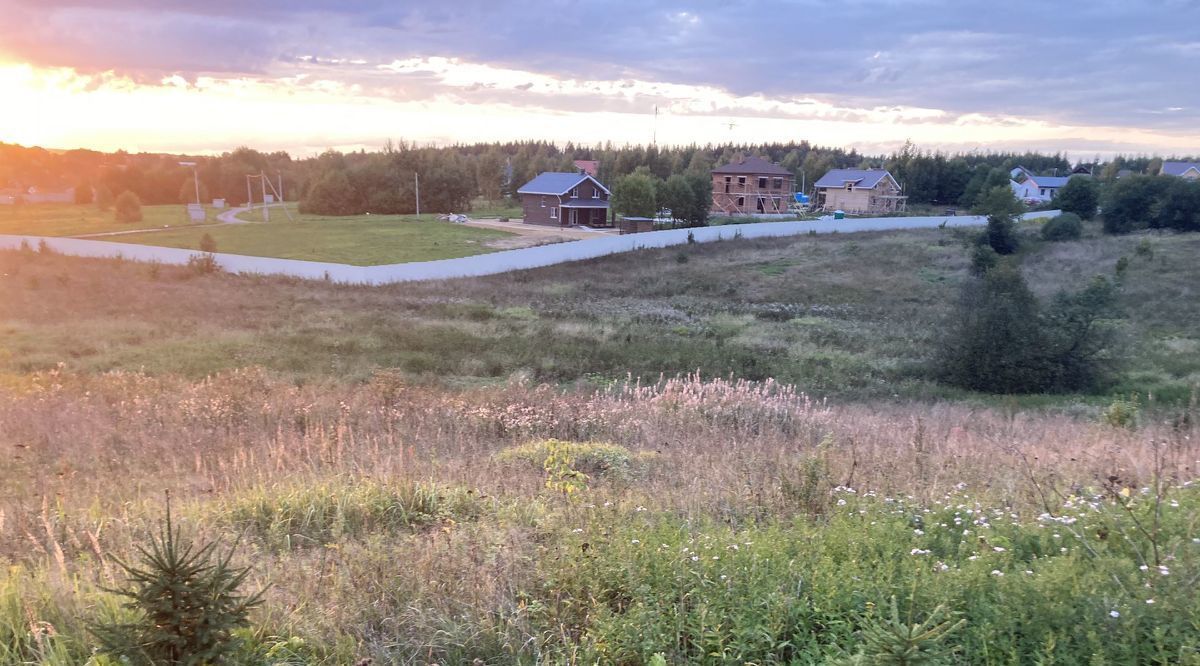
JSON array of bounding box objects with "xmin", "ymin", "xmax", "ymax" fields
[
  {"xmin": 571, "ymin": 187, "xmax": 579, "ymax": 198},
  {"xmin": 550, "ymin": 206, "xmax": 558, "ymax": 219},
  {"xmin": 593, "ymin": 189, "xmax": 600, "ymax": 199},
  {"xmin": 845, "ymin": 183, "xmax": 853, "ymax": 190},
  {"xmin": 540, "ymin": 197, "xmax": 546, "ymax": 207}
]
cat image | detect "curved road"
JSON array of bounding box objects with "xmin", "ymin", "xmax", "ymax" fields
[{"xmin": 1, "ymin": 211, "xmax": 1058, "ymax": 285}]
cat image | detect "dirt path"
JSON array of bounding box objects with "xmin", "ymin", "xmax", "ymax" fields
[
  {"xmin": 71, "ymin": 204, "xmax": 284, "ymax": 238},
  {"xmin": 464, "ymin": 217, "xmax": 617, "ymax": 249}
]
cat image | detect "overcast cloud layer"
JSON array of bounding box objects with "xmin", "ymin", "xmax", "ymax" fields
[{"xmin": 2, "ymin": 0, "xmax": 1199, "ymax": 153}]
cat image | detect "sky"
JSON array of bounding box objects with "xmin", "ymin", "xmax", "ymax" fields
[{"xmin": 1, "ymin": 0, "xmax": 1199, "ymax": 158}]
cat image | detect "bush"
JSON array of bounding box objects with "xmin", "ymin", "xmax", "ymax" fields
[
  {"xmin": 299, "ymin": 170, "xmax": 360, "ymax": 216},
  {"xmin": 186, "ymin": 253, "xmax": 220, "ymax": 275},
  {"xmin": 1102, "ymin": 175, "xmax": 1170, "ymax": 234},
  {"xmin": 969, "ymin": 243, "xmax": 998, "ymax": 275},
  {"xmin": 91, "ymin": 505, "xmax": 264, "ymax": 665},
  {"xmin": 975, "ymin": 185, "xmax": 1023, "ymax": 254},
  {"xmin": 113, "ymin": 191, "xmax": 143, "ymax": 224},
  {"xmin": 1153, "ymin": 178, "xmax": 1200, "ymax": 232},
  {"xmin": 937, "ymin": 265, "xmax": 1120, "ymax": 394},
  {"xmin": 494, "ymin": 439, "xmax": 653, "ymax": 480},
  {"xmin": 198, "ymin": 233, "xmax": 218, "ymax": 254},
  {"xmin": 1054, "ymin": 177, "xmax": 1100, "ymax": 219},
  {"xmin": 1040, "ymin": 213, "xmax": 1083, "ymax": 241},
  {"xmin": 73, "ymin": 179, "xmax": 93, "ymax": 205}
]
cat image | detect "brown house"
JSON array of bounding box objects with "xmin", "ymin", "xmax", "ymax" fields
[
  {"xmin": 711, "ymin": 156, "xmax": 795, "ymax": 215},
  {"xmin": 814, "ymin": 168, "xmax": 907, "ymax": 214},
  {"xmin": 517, "ymin": 172, "xmax": 611, "ymax": 227}
]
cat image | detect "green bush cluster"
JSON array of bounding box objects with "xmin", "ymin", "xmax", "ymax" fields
[
  {"xmin": 937, "ymin": 265, "xmax": 1121, "ymax": 393},
  {"xmin": 1041, "ymin": 212, "xmax": 1083, "ymax": 241}
]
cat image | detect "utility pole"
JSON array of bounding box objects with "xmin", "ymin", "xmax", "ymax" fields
[
  {"xmin": 414, "ymin": 172, "xmax": 421, "ymax": 216},
  {"xmin": 246, "ymin": 175, "xmax": 252, "ymax": 210},
  {"xmin": 278, "ymin": 173, "xmax": 284, "ymax": 203}
]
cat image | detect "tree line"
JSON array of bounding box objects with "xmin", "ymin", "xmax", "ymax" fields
[{"xmin": 2, "ymin": 140, "xmax": 1196, "ymax": 217}]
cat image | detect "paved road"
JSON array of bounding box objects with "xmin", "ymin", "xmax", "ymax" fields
[{"xmin": 0, "ymin": 211, "xmax": 1058, "ymax": 285}]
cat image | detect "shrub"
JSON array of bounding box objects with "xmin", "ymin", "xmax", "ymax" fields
[
  {"xmin": 299, "ymin": 170, "xmax": 360, "ymax": 216},
  {"xmin": 113, "ymin": 191, "xmax": 143, "ymax": 224},
  {"xmin": 1054, "ymin": 177, "xmax": 1100, "ymax": 220},
  {"xmin": 91, "ymin": 505, "xmax": 264, "ymax": 665},
  {"xmin": 198, "ymin": 233, "xmax": 218, "ymax": 254},
  {"xmin": 969, "ymin": 243, "xmax": 999, "ymax": 275},
  {"xmin": 1102, "ymin": 175, "xmax": 1170, "ymax": 234},
  {"xmin": 975, "ymin": 185, "xmax": 1023, "ymax": 254},
  {"xmin": 1040, "ymin": 213, "xmax": 1083, "ymax": 241},
  {"xmin": 937, "ymin": 266, "xmax": 1121, "ymax": 394},
  {"xmin": 186, "ymin": 253, "xmax": 220, "ymax": 275},
  {"xmin": 1153, "ymin": 178, "xmax": 1200, "ymax": 232},
  {"xmin": 73, "ymin": 179, "xmax": 93, "ymax": 205},
  {"xmin": 494, "ymin": 439, "xmax": 653, "ymax": 480}
]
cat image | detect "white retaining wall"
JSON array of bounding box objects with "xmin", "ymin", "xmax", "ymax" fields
[{"xmin": 0, "ymin": 212, "xmax": 1058, "ymax": 286}]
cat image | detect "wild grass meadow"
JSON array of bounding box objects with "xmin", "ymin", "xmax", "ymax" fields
[{"xmin": 1, "ymin": 221, "xmax": 1199, "ymax": 664}]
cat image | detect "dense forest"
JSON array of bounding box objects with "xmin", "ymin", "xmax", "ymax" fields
[{"xmin": 0, "ymin": 139, "xmax": 1191, "ymax": 215}]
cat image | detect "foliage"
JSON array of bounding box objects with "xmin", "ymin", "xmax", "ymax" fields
[
  {"xmin": 1103, "ymin": 393, "xmax": 1140, "ymax": 428},
  {"xmin": 113, "ymin": 190, "xmax": 143, "ymax": 224},
  {"xmin": 90, "ymin": 504, "xmax": 264, "ymax": 665},
  {"xmin": 975, "ymin": 185, "xmax": 1023, "ymax": 254},
  {"xmin": 178, "ymin": 177, "xmax": 209, "ymax": 205},
  {"xmin": 1153, "ymin": 178, "xmax": 1200, "ymax": 232},
  {"xmin": 94, "ymin": 185, "xmax": 114, "ymax": 210},
  {"xmin": 657, "ymin": 173, "xmax": 711, "ymax": 226},
  {"xmin": 937, "ymin": 265, "xmax": 1121, "ymax": 393},
  {"xmin": 495, "ymin": 439, "xmax": 651, "ymax": 480},
  {"xmin": 1054, "ymin": 177, "xmax": 1100, "ymax": 219},
  {"xmin": 969, "ymin": 243, "xmax": 999, "ymax": 275},
  {"xmin": 186, "ymin": 252, "xmax": 219, "ymax": 275},
  {"xmin": 73, "ymin": 179, "xmax": 93, "ymax": 205},
  {"xmin": 299, "ymin": 170, "xmax": 358, "ymax": 216},
  {"xmin": 1040, "ymin": 212, "xmax": 1083, "ymax": 241},
  {"xmin": 198, "ymin": 233, "xmax": 217, "ymax": 254},
  {"xmin": 831, "ymin": 597, "xmax": 966, "ymax": 666},
  {"xmin": 1102, "ymin": 175, "xmax": 1171, "ymax": 234},
  {"xmin": 612, "ymin": 171, "xmax": 658, "ymax": 218}
]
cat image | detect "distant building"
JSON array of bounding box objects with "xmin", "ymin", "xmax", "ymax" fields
[
  {"xmin": 0, "ymin": 186, "xmax": 75, "ymax": 205},
  {"xmin": 1162, "ymin": 161, "xmax": 1200, "ymax": 180},
  {"xmin": 1010, "ymin": 180, "xmax": 1047, "ymax": 204},
  {"xmin": 1023, "ymin": 174, "xmax": 1072, "ymax": 200},
  {"xmin": 517, "ymin": 171, "xmax": 610, "ymax": 227},
  {"xmin": 814, "ymin": 168, "xmax": 907, "ymax": 214},
  {"xmin": 710, "ymin": 156, "xmax": 794, "ymax": 215},
  {"xmin": 572, "ymin": 160, "xmax": 600, "ymax": 178}
]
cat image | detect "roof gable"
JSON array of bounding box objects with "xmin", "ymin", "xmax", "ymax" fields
[
  {"xmin": 1162, "ymin": 161, "xmax": 1200, "ymax": 176},
  {"xmin": 814, "ymin": 168, "xmax": 897, "ymax": 190},
  {"xmin": 517, "ymin": 172, "xmax": 609, "ymax": 196},
  {"xmin": 711, "ymin": 156, "xmax": 792, "ymax": 176}
]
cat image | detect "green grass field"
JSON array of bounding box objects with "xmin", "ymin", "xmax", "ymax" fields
[
  {"xmin": 0, "ymin": 202, "xmax": 219, "ymax": 236},
  {"xmin": 114, "ymin": 211, "xmax": 516, "ymax": 265}
]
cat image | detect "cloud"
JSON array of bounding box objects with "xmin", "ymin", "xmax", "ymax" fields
[{"xmin": 1, "ymin": 1, "xmax": 1198, "ymax": 149}]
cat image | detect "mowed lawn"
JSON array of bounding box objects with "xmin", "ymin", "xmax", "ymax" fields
[
  {"xmin": 0, "ymin": 202, "xmax": 217, "ymax": 236},
  {"xmin": 114, "ymin": 213, "xmax": 517, "ymax": 265}
]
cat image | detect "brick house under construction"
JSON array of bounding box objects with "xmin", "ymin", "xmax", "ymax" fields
[{"xmin": 711, "ymin": 156, "xmax": 795, "ymax": 215}]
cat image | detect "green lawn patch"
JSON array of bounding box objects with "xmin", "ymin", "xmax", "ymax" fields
[
  {"xmin": 113, "ymin": 214, "xmax": 515, "ymax": 265},
  {"xmin": 0, "ymin": 203, "xmax": 217, "ymax": 236}
]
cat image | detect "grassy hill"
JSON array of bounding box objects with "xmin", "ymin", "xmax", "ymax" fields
[
  {"xmin": 2, "ymin": 220, "xmax": 1197, "ymax": 404},
  {"xmin": 1, "ymin": 221, "xmax": 1198, "ymax": 664}
]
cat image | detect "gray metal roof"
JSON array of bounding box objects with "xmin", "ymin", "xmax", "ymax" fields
[
  {"xmin": 1026, "ymin": 175, "xmax": 1071, "ymax": 188},
  {"xmin": 1162, "ymin": 161, "xmax": 1200, "ymax": 176},
  {"xmin": 711, "ymin": 156, "xmax": 792, "ymax": 176},
  {"xmin": 517, "ymin": 172, "xmax": 610, "ymax": 196},
  {"xmin": 814, "ymin": 168, "xmax": 893, "ymax": 189}
]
